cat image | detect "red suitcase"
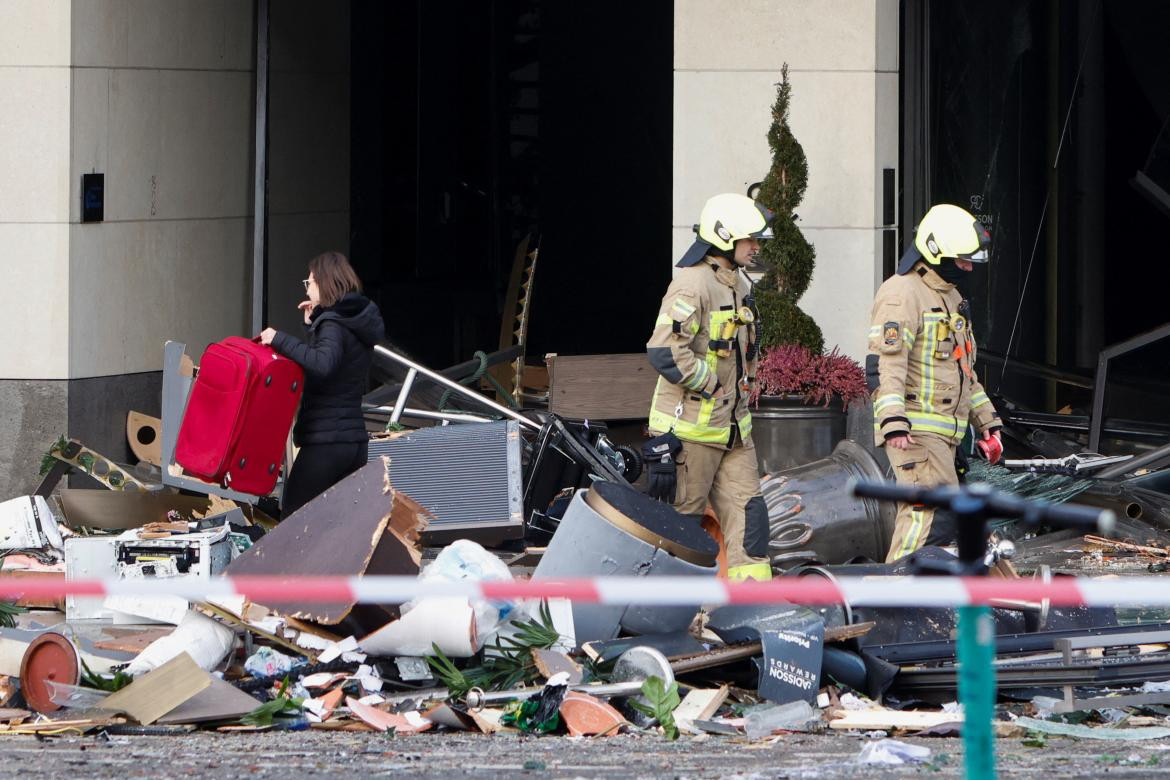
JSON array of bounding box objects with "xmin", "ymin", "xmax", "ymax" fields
[{"xmin": 175, "ymin": 336, "xmax": 304, "ymax": 495}]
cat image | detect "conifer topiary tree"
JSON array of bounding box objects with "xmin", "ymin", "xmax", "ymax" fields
[{"xmin": 754, "ymin": 65, "xmax": 823, "ymax": 355}]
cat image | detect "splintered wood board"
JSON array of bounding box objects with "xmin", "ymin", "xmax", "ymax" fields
[
  {"xmin": 224, "ymin": 457, "xmax": 430, "ymax": 628},
  {"xmin": 547, "ymin": 353, "xmax": 658, "ymax": 420}
]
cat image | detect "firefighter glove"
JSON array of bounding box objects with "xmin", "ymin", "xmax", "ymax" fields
[
  {"xmin": 642, "ymin": 432, "xmax": 683, "ymax": 503},
  {"xmin": 976, "ymin": 429, "xmax": 1003, "ymax": 465}
]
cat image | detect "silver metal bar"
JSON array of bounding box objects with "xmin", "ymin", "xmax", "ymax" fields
[
  {"xmin": 373, "ymin": 344, "xmax": 540, "ymax": 431},
  {"xmin": 390, "ymin": 368, "xmax": 418, "ymax": 424},
  {"xmin": 365, "ymin": 405, "xmax": 494, "ymax": 425},
  {"xmin": 465, "ymin": 679, "xmax": 645, "ymax": 710},
  {"xmin": 1097, "ymin": 441, "xmax": 1170, "ymax": 480},
  {"xmin": 250, "ymin": 0, "xmax": 269, "ymax": 336}
]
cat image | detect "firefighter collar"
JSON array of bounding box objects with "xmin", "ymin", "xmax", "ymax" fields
[
  {"xmin": 914, "ymin": 261, "xmax": 956, "ymax": 292},
  {"xmin": 705, "ymin": 261, "xmax": 740, "ymax": 288}
]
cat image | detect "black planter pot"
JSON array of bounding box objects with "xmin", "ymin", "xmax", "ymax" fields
[{"xmin": 751, "ymin": 393, "xmax": 847, "ymax": 476}]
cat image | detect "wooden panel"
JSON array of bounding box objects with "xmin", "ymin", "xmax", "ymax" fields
[
  {"xmin": 547, "ymin": 353, "xmax": 657, "ymax": 421},
  {"xmin": 225, "ymin": 457, "xmax": 430, "ymax": 632}
]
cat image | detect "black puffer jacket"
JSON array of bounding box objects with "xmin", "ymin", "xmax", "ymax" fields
[{"xmin": 271, "ymin": 293, "xmax": 385, "ymax": 446}]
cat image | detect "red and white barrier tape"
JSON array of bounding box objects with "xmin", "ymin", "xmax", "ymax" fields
[{"xmin": 0, "ymin": 575, "xmax": 1165, "ymax": 608}]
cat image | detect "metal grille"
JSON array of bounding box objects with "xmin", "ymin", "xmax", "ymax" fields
[{"xmin": 368, "ymin": 421, "xmax": 524, "ymax": 543}]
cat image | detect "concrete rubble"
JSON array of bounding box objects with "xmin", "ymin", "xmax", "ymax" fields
[{"xmin": 1, "ymin": 347, "xmax": 1169, "ymax": 755}]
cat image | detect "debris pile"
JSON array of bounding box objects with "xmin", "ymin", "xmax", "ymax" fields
[{"xmin": 1, "ymin": 340, "xmax": 1170, "ymax": 749}]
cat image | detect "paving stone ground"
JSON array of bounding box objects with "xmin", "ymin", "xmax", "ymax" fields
[{"xmin": 3, "ymin": 730, "xmax": 1170, "ymax": 779}]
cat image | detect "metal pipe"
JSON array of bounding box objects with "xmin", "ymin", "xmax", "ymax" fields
[
  {"xmin": 372, "ymin": 344, "xmax": 540, "ymax": 431},
  {"xmin": 365, "ymin": 406, "xmax": 494, "ymax": 425},
  {"xmin": 465, "ymin": 679, "xmax": 646, "ymax": 711},
  {"xmin": 390, "ymin": 368, "xmax": 417, "ymax": 424},
  {"xmin": 1096, "ymin": 441, "xmax": 1170, "ymax": 480}
]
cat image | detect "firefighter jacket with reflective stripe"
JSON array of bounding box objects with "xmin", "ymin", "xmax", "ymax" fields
[
  {"xmin": 867, "ymin": 261, "xmax": 1000, "ymax": 446},
  {"xmin": 647, "ymin": 259, "xmax": 757, "ymax": 447}
]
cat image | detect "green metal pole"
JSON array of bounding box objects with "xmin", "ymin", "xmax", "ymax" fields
[{"xmin": 958, "ymin": 605, "xmax": 997, "ymax": 779}]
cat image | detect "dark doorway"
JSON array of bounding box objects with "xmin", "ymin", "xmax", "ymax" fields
[
  {"xmin": 901, "ymin": 0, "xmax": 1170, "ymax": 438},
  {"xmin": 349, "ymin": 0, "xmax": 674, "ymax": 371}
]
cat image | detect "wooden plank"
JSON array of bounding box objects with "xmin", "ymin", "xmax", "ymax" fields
[
  {"xmin": 828, "ymin": 708, "xmax": 960, "ymax": 731},
  {"xmin": 92, "ymin": 628, "xmax": 174, "ymax": 654},
  {"xmin": 674, "ymin": 685, "xmax": 729, "ymax": 724},
  {"xmin": 99, "ymin": 652, "xmax": 210, "ymax": 725},
  {"xmin": 546, "ymin": 353, "xmax": 658, "ymax": 420}
]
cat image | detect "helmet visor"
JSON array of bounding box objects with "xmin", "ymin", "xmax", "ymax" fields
[{"xmin": 960, "ymin": 221, "xmax": 992, "ymax": 263}]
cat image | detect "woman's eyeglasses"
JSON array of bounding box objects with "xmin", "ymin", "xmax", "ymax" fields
[{"xmin": 302, "ymin": 278, "xmax": 312, "ymax": 291}]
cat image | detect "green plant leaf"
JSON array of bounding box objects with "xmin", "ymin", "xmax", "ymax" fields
[
  {"xmin": 239, "ymin": 677, "xmax": 303, "ymax": 726},
  {"xmin": 79, "ymin": 656, "xmax": 132, "ymax": 692},
  {"xmin": 629, "ymin": 675, "xmax": 681, "ymax": 740}
]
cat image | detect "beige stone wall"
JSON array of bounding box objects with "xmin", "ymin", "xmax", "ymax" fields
[
  {"xmin": 67, "ymin": 0, "xmax": 255, "ymax": 377},
  {"xmin": 0, "ymin": 0, "xmax": 72, "ymax": 380},
  {"xmin": 673, "ymin": 0, "xmax": 899, "ymax": 361}
]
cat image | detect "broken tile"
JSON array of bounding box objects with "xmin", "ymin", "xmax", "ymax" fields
[{"xmin": 345, "ymin": 696, "xmax": 432, "ymax": 734}]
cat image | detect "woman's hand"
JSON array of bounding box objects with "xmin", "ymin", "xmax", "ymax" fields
[
  {"xmin": 299, "ymin": 300, "xmax": 315, "ymax": 324},
  {"xmin": 259, "ymin": 327, "xmax": 277, "ymax": 346}
]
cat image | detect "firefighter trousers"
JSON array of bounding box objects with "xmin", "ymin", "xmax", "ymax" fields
[
  {"xmin": 883, "ymin": 432, "xmax": 958, "ymax": 563},
  {"xmin": 673, "ymin": 440, "xmax": 770, "ymax": 577}
]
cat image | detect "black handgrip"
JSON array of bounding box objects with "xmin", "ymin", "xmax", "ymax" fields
[{"xmin": 849, "ymin": 479, "xmax": 1116, "ymax": 535}]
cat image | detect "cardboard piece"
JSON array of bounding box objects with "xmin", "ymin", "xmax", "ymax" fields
[
  {"xmin": 156, "ymin": 676, "xmax": 263, "ymax": 725},
  {"xmin": 226, "ymin": 458, "xmax": 430, "ymax": 634},
  {"xmin": 707, "ymin": 605, "xmax": 825, "ymax": 705},
  {"xmin": 127, "ymin": 411, "xmax": 163, "ymax": 467},
  {"xmin": 99, "ymin": 652, "xmax": 210, "ymax": 725},
  {"xmin": 59, "ymin": 489, "xmax": 217, "ymax": 531}
]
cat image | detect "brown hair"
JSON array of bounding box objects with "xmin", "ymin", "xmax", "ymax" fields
[{"xmin": 308, "ymin": 251, "xmax": 362, "ymax": 307}]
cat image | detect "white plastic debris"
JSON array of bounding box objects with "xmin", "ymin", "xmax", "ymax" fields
[
  {"xmin": 0, "ymin": 496, "xmax": 63, "ymax": 551},
  {"xmin": 243, "ymin": 645, "xmax": 297, "ymax": 678},
  {"xmin": 359, "ymin": 540, "xmax": 516, "ymax": 658},
  {"xmin": 855, "ymin": 739, "xmax": 933, "ymax": 765},
  {"xmin": 123, "ymin": 609, "xmax": 236, "ymax": 676},
  {"xmin": 743, "ymin": 700, "xmax": 820, "ymax": 738},
  {"xmin": 839, "ymin": 692, "xmax": 882, "ymax": 711},
  {"xmin": 318, "ymin": 635, "xmax": 359, "ymax": 664}
]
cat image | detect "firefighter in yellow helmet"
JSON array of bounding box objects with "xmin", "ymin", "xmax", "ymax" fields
[
  {"xmin": 867, "ymin": 203, "xmax": 1003, "ymax": 563},
  {"xmin": 644, "ymin": 193, "xmax": 774, "ymax": 582}
]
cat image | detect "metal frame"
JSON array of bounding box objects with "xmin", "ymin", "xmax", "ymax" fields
[
  {"xmin": 1089, "ymin": 321, "xmax": 1170, "ymax": 452},
  {"xmin": 372, "ymin": 344, "xmax": 541, "ymax": 432}
]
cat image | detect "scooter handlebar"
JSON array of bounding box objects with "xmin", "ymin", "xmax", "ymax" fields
[{"xmin": 849, "ymin": 479, "xmax": 1116, "ymax": 536}]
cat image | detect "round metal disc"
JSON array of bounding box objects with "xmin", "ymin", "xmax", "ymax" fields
[
  {"xmin": 19, "ymin": 632, "xmax": 81, "ymax": 714},
  {"xmin": 611, "ymin": 646, "xmax": 674, "ymax": 688}
]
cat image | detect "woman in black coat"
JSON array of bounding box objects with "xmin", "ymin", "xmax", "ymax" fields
[{"xmin": 260, "ymin": 251, "xmax": 385, "ymax": 518}]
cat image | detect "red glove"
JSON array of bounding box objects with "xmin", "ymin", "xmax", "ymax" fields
[{"xmin": 976, "ymin": 429, "xmax": 1003, "ymax": 465}]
